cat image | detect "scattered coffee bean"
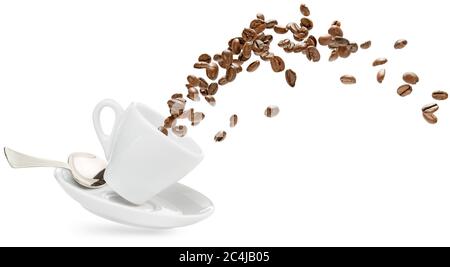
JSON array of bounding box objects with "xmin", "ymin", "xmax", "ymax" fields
[
  {"xmin": 194, "ymin": 62, "xmax": 209, "ymax": 69},
  {"xmin": 171, "ymin": 93, "xmax": 183, "ymax": 99},
  {"xmin": 164, "ymin": 116, "xmax": 177, "ymax": 129},
  {"xmin": 180, "ymin": 108, "xmax": 194, "ymax": 120},
  {"xmin": 158, "ymin": 126, "xmax": 168, "ymax": 136},
  {"xmin": 225, "ymin": 66, "xmax": 237, "ymax": 82},
  {"xmin": 187, "ymin": 87, "xmax": 200, "ymax": 102},
  {"xmin": 300, "ymin": 4, "xmax": 310, "ymax": 16},
  {"xmin": 285, "ymin": 69, "xmax": 297, "ymax": 87},
  {"xmin": 230, "ymin": 114, "xmax": 238, "ymax": 128},
  {"xmin": 402, "ymin": 72, "xmax": 419, "ymax": 85},
  {"xmin": 218, "ymin": 77, "xmax": 228, "ymax": 86},
  {"xmin": 187, "ymin": 75, "xmax": 200, "ymax": 87},
  {"xmin": 340, "ymin": 75, "xmax": 356, "ymax": 84},
  {"xmin": 250, "ymin": 19, "xmax": 266, "ymax": 33},
  {"xmin": 270, "ymin": 56, "xmax": 285, "ymax": 72},
  {"xmin": 373, "ymin": 58, "xmax": 388, "ymax": 67},
  {"xmin": 394, "ymin": 39, "xmax": 408, "ymax": 49},
  {"xmin": 198, "ymin": 78, "xmax": 209, "ymax": 89},
  {"xmin": 273, "ymin": 25, "xmax": 288, "ymax": 34},
  {"xmin": 214, "ymin": 131, "xmax": 227, "ymax": 142},
  {"xmin": 329, "ymin": 49, "xmax": 339, "ymax": 62},
  {"xmin": 205, "ymin": 96, "xmax": 216, "ymax": 106},
  {"xmin": 265, "ymin": 19, "xmax": 278, "ymax": 29},
  {"xmin": 242, "ymin": 28, "xmax": 258, "ymax": 42},
  {"xmin": 206, "ymin": 63, "xmax": 219, "ymax": 80},
  {"xmin": 360, "ymin": 41, "xmax": 371, "ymax": 49},
  {"xmin": 328, "ymin": 25, "xmax": 343, "ymax": 37},
  {"xmin": 422, "ymin": 103, "xmax": 439, "ymax": 114},
  {"xmin": 230, "ymin": 38, "xmax": 242, "ymax": 55},
  {"xmin": 172, "ymin": 125, "xmax": 188, "ymax": 137},
  {"xmin": 208, "ymin": 82, "xmax": 219, "ymax": 95},
  {"xmin": 377, "ymin": 69, "xmax": 386, "ymax": 84},
  {"xmin": 300, "ymin": 18, "xmax": 314, "ymax": 30},
  {"xmin": 306, "ymin": 46, "xmax": 321, "ymax": 62},
  {"xmin": 432, "ymin": 91, "xmax": 448, "ymax": 101},
  {"xmin": 256, "ymin": 13, "xmax": 265, "ymax": 20},
  {"xmin": 190, "ymin": 112, "xmax": 205, "ymax": 126},
  {"xmin": 397, "ymin": 84, "xmax": 413, "ymax": 97},
  {"xmin": 247, "ymin": 60, "xmax": 261, "ymax": 72},
  {"xmin": 423, "ymin": 112, "xmax": 438, "ymax": 124},
  {"xmin": 169, "ymin": 99, "xmax": 186, "ymax": 116},
  {"xmin": 198, "ymin": 54, "xmax": 212, "ymax": 63},
  {"xmin": 264, "ymin": 105, "xmax": 280, "ymax": 118},
  {"xmin": 319, "ymin": 34, "xmax": 333, "ymax": 46}
]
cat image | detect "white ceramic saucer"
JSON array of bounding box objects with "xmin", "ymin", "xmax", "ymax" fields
[{"xmin": 54, "ymin": 168, "xmax": 214, "ymax": 229}]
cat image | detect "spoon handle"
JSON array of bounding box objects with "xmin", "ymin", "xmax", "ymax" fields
[{"xmin": 4, "ymin": 147, "xmax": 69, "ymax": 169}]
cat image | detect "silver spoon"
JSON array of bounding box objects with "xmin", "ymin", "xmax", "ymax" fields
[{"xmin": 4, "ymin": 147, "xmax": 106, "ymax": 188}]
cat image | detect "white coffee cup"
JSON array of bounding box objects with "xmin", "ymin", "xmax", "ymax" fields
[{"xmin": 92, "ymin": 99, "xmax": 204, "ymax": 205}]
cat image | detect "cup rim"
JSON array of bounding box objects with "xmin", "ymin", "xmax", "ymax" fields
[{"xmin": 131, "ymin": 102, "xmax": 204, "ymax": 160}]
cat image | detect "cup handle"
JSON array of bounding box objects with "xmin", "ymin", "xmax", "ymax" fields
[{"xmin": 92, "ymin": 99, "xmax": 124, "ymax": 160}]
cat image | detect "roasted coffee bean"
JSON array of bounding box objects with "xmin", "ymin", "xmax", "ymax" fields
[
  {"xmin": 171, "ymin": 93, "xmax": 183, "ymax": 99},
  {"xmin": 349, "ymin": 43, "xmax": 359, "ymax": 53},
  {"xmin": 158, "ymin": 126, "xmax": 168, "ymax": 136},
  {"xmin": 306, "ymin": 35, "xmax": 317, "ymax": 47},
  {"xmin": 329, "ymin": 49, "xmax": 339, "ymax": 62},
  {"xmin": 247, "ymin": 60, "xmax": 260, "ymax": 72},
  {"xmin": 360, "ymin": 41, "xmax": 371, "ymax": 49},
  {"xmin": 423, "ymin": 112, "xmax": 438, "ymax": 124},
  {"xmin": 205, "ymin": 95, "xmax": 216, "ymax": 106},
  {"xmin": 319, "ymin": 34, "xmax": 333, "ymax": 46},
  {"xmin": 265, "ymin": 19, "xmax": 278, "ymax": 29},
  {"xmin": 422, "ymin": 103, "xmax": 439, "ymax": 113},
  {"xmin": 213, "ymin": 54, "xmax": 222, "ymax": 62},
  {"xmin": 187, "ymin": 75, "xmax": 200, "ymax": 87},
  {"xmin": 373, "ymin": 58, "xmax": 388, "ymax": 67},
  {"xmin": 225, "ymin": 66, "xmax": 237, "ymax": 82},
  {"xmin": 285, "ymin": 69, "xmax": 297, "ymax": 87},
  {"xmin": 260, "ymin": 51, "xmax": 275, "ymax": 61},
  {"xmin": 287, "ymin": 22, "xmax": 302, "ymax": 34},
  {"xmin": 214, "ymin": 131, "xmax": 227, "ymax": 142},
  {"xmin": 170, "ymin": 99, "xmax": 185, "ymax": 116},
  {"xmin": 328, "ymin": 25, "xmax": 343, "ymax": 37},
  {"xmin": 264, "ymin": 105, "xmax": 280, "ymax": 118},
  {"xmin": 190, "ymin": 112, "xmax": 205, "ymax": 126},
  {"xmin": 270, "ymin": 56, "xmax": 285, "ymax": 72},
  {"xmin": 242, "ymin": 42, "xmax": 253, "ymax": 58},
  {"xmin": 252, "ymin": 39, "xmax": 266, "ymax": 53},
  {"xmin": 230, "ymin": 38, "xmax": 242, "ymax": 55},
  {"xmin": 306, "ymin": 46, "xmax": 320, "ymax": 62},
  {"xmin": 340, "ymin": 75, "xmax": 356, "ymax": 84},
  {"xmin": 250, "ymin": 19, "xmax": 266, "ymax": 33},
  {"xmin": 198, "ymin": 54, "xmax": 212, "ymax": 63},
  {"xmin": 300, "ymin": 4, "xmax": 310, "ymax": 16},
  {"xmin": 230, "ymin": 114, "xmax": 238, "ymax": 128},
  {"xmin": 402, "ymin": 72, "xmax": 419, "ymax": 85},
  {"xmin": 222, "ymin": 50, "xmax": 233, "ymax": 69},
  {"xmin": 256, "ymin": 13, "xmax": 265, "ymax": 20},
  {"xmin": 172, "ymin": 125, "xmax": 187, "ymax": 137},
  {"xmin": 397, "ymin": 84, "xmax": 413, "ymax": 97},
  {"xmin": 242, "ymin": 28, "xmax": 258, "ymax": 42},
  {"xmin": 332, "ymin": 37, "xmax": 350, "ymax": 47},
  {"xmin": 332, "ymin": 20, "xmax": 341, "ymax": 27},
  {"xmin": 337, "ymin": 46, "xmax": 351, "ymax": 58},
  {"xmin": 394, "ymin": 39, "xmax": 408, "ymax": 49},
  {"xmin": 164, "ymin": 116, "xmax": 177, "ymax": 129},
  {"xmin": 218, "ymin": 77, "xmax": 228, "ymax": 86},
  {"xmin": 208, "ymin": 82, "xmax": 219, "ymax": 95},
  {"xmin": 278, "ymin": 39, "xmax": 291, "ymax": 48},
  {"xmin": 180, "ymin": 108, "xmax": 194, "ymax": 120},
  {"xmin": 300, "ymin": 18, "xmax": 313, "ymax": 30},
  {"xmin": 200, "ymin": 88, "xmax": 208, "ymax": 97},
  {"xmin": 293, "ymin": 43, "xmax": 307, "ymax": 53},
  {"xmin": 194, "ymin": 62, "xmax": 209, "ymax": 69},
  {"xmin": 206, "ymin": 63, "xmax": 219, "ymax": 80},
  {"xmin": 198, "ymin": 77, "xmax": 209, "ymax": 89},
  {"xmin": 232, "ymin": 61, "xmax": 243, "ymax": 73},
  {"xmin": 377, "ymin": 69, "xmax": 386, "ymax": 84},
  {"xmin": 432, "ymin": 91, "xmax": 448, "ymax": 101},
  {"xmin": 273, "ymin": 25, "xmax": 288, "ymax": 34}
]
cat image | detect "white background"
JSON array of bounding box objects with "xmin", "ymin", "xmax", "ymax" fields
[{"xmin": 1, "ymin": 0, "xmax": 450, "ymax": 246}]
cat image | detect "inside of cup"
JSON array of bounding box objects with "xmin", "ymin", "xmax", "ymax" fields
[{"xmin": 135, "ymin": 103, "xmax": 203, "ymax": 157}]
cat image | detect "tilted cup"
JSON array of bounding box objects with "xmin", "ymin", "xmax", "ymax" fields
[{"xmin": 93, "ymin": 99, "xmax": 204, "ymax": 205}]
